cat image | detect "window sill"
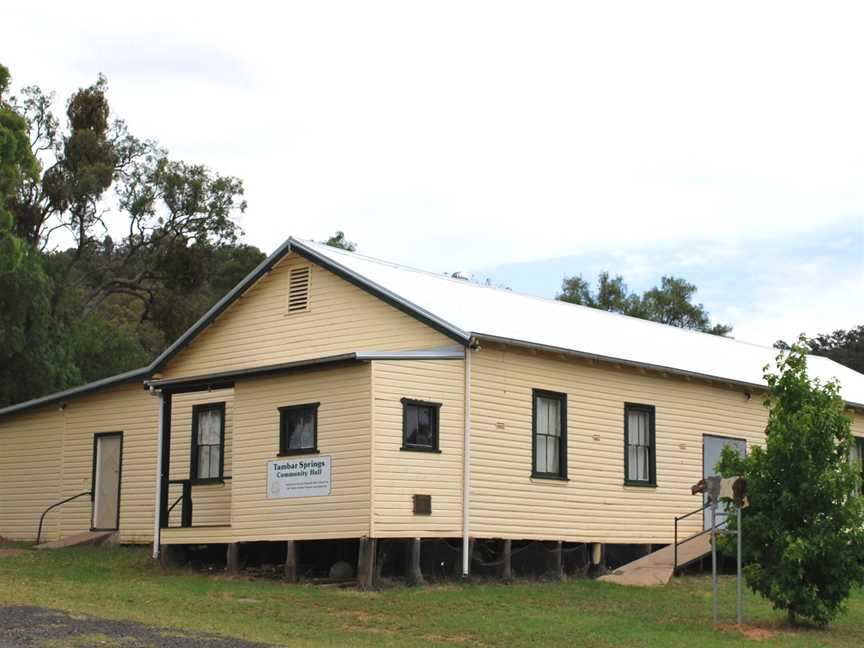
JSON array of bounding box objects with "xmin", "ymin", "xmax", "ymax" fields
[
  {"xmin": 189, "ymin": 478, "xmax": 227, "ymax": 486},
  {"xmin": 277, "ymin": 449, "xmax": 320, "ymax": 457},
  {"xmin": 400, "ymin": 446, "xmax": 442, "ymax": 453},
  {"xmin": 624, "ymin": 480, "xmax": 657, "ymax": 488},
  {"xmin": 531, "ymin": 473, "xmax": 570, "ymax": 482}
]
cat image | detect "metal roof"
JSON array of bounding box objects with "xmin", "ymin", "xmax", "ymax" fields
[
  {"xmin": 3, "ymin": 235, "xmax": 862, "ymax": 418},
  {"xmin": 297, "ymin": 239, "xmax": 864, "ymax": 408}
]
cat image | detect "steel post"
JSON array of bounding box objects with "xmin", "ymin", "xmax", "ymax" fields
[
  {"xmin": 711, "ymin": 504, "xmax": 718, "ymax": 624},
  {"xmin": 737, "ymin": 506, "xmax": 743, "ymax": 625}
]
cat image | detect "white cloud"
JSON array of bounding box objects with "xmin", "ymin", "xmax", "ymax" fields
[{"xmin": 3, "ymin": 0, "xmax": 863, "ymax": 340}]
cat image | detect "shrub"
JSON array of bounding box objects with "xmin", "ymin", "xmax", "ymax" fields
[{"xmin": 718, "ymin": 338, "xmax": 864, "ymax": 626}]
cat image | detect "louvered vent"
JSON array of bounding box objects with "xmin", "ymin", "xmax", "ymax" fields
[{"xmin": 287, "ymin": 266, "xmax": 311, "ymax": 313}]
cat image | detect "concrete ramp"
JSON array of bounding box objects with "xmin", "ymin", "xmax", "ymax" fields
[
  {"xmin": 598, "ymin": 533, "xmax": 712, "ymax": 587},
  {"xmin": 35, "ymin": 531, "xmax": 117, "ymax": 550}
]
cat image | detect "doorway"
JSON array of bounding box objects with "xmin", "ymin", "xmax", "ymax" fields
[
  {"xmin": 702, "ymin": 434, "xmax": 746, "ymax": 530},
  {"xmin": 91, "ymin": 432, "xmax": 123, "ymax": 531}
]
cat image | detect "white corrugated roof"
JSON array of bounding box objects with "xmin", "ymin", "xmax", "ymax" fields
[{"xmin": 299, "ymin": 239, "xmax": 864, "ymax": 407}]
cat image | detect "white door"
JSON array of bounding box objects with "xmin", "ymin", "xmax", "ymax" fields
[
  {"xmin": 703, "ymin": 435, "xmax": 746, "ymax": 530},
  {"xmin": 92, "ymin": 433, "xmax": 122, "ymax": 530}
]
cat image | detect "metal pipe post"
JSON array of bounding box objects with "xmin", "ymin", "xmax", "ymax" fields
[
  {"xmin": 711, "ymin": 504, "xmax": 718, "ymax": 624},
  {"xmin": 673, "ymin": 516, "xmax": 678, "ymax": 574},
  {"xmin": 737, "ymin": 506, "xmax": 743, "ymax": 625}
]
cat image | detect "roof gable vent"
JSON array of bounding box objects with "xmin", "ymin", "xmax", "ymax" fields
[{"xmin": 287, "ymin": 266, "xmax": 311, "ymax": 313}]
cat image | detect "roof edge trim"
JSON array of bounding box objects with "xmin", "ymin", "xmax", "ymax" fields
[
  {"xmin": 288, "ymin": 238, "xmax": 471, "ymax": 346},
  {"xmin": 356, "ymin": 346, "xmax": 465, "ymax": 361},
  {"xmin": 145, "ymin": 353, "xmax": 362, "ymax": 392},
  {"xmin": 0, "ymin": 366, "xmax": 152, "ymax": 419},
  {"xmin": 473, "ymin": 333, "xmax": 864, "ymax": 410}
]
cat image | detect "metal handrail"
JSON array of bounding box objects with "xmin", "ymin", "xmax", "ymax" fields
[
  {"xmin": 166, "ymin": 479, "xmax": 193, "ymax": 528},
  {"xmin": 674, "ymin": 503, "xmax": 708, "ymax": 572},
  {"xmin": 166, "ymin": 493, "xmax": 184, "ymax": 516},
  {"xmin": 36, "ymin": 491, "xmax": 92, "ymax": 545},
  {"xmin": 673, "ymin": 503, "xmax": 730, "ymax": 572}
]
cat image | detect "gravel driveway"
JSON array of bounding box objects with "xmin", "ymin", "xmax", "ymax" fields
[{"xmin": 0, "ymin": 605, "xmax": 276, "ymax": 647}]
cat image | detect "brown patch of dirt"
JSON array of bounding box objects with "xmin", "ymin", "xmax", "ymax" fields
[
  {"xmin": 422, "ymin": 633, "xmax": 481, "ymax": 645},
  {"xmin": 718, "ymin": 623, "xmax": 778, "ymax": 640},
  {"xmin": 0, "ymin": 549, "xmax": 26, "ymax": 557}
]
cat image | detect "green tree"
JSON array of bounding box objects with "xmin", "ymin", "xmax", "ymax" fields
[
  {"xmin": 776, "ymin": 325, "xmax": 864, "ymax": 374},
  {"xmin": 0, "ymin": 64, "xmax": 38, "ymax": 234},
  {"xmin": 717, "ymin": 339, "xmax": 864, "ymax": 626},
  {"xmin": 0, "ymin": 64, "xmax": 79, "ymax": 405},
  {"xmin": 7, "ymin": 71, "xmax": 247, "ymax": 315},
  {"xmin": 557, "ymin": 272, "xmax": 731, "ymax": 335},
  {"xmin": 323, "ymin": 230, "xmax": 356, "ymax": 251},
  {"xmin": 0, "ymin": 63, "xmax": 261, "ymax": 407}
]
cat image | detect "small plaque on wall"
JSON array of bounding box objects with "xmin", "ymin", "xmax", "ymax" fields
[{"xmin": 267, "ymin": 456, "xmax": 331, "ymax": 498}]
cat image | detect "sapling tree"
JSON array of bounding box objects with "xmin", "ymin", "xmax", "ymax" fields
[{"xmin": 717, "ymin": 338, "xmax": 864, "ymax": 626}]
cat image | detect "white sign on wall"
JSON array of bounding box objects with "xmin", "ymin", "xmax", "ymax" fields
[{"xmin": 267, "ymin": 455, "xmax": 331, "ymax": 498}]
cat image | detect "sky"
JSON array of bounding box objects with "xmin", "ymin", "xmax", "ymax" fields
[{"xmin": 3, "ymin": 1, "xmax": 862, "ymax": 346}]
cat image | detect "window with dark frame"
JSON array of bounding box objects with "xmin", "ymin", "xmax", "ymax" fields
[
  {"xmin": 279, "ymin": 403, "xmax": 319, "ymax": 455},
  {"xmin": 625, "ymin": 403, "xmax": 656, "ymax": 486},
  {"xmin": 190, "ymin": 402, "xmax": 225, "ymax": 481},
  {"xmin": 401, "ymin": 399, "xmax": 441, "ymax": 452},
  {"xmin": 532, "ymin": 389, "xmax": 567, "ymax": 479}
]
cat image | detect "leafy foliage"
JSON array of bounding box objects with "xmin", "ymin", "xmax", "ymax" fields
[
  {"xmin": 323, "ymin": 230, "xmax": 357, "ymax": 251},
  {"xmin": 0, "ymin": 63, "xmax": 264, "ymax": 407},
  {"xmin": 717, "ymin": 339, "xmax": 864, "ymax": 625},
  {"xmin": 776, "ymin": 326, "xmax": 864, "ymax": 374},
  {"xmin": 557, "ymin": 272, "xmax": 732, "ymax": 335}
]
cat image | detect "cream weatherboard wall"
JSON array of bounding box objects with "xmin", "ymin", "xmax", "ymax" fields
[
  {"xmin": 0, "ymin": 383, "xmax": 159, "ymax": 543},
  {"xmin": 166, "ymin": 389, "xmax": 234, "ymax": 528},
  {"xmin": 468, "ymin": 344, "xmax": 775, "ymax": 545},
  {"xmin": 228, "ymin": 363, "xmax": 372, "ymax": 543},
  {"xmin": 61, "ymin": 384, "xmax": 159, "ymax": 543},
  {"xmin": 371, "ymin": 359, "xmax": 465, "ymax": 538},
  {"xmin": 0, "ymin": 406, "xmax": 64, "ymax": 541},
  {"xmin": 160, "ymin": 253, "xmax": 453, "ymax": 380}
]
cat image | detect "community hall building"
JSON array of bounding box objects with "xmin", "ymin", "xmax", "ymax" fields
[{"xmin": 2, "ymin": 238, "xmax": 863, "ymax": 583}]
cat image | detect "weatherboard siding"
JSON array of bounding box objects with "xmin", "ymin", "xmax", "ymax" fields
[
  {"xmin": 161, "ymin": 253, "xmax": 452, "ymax": 380},
  {"xmin": 166, "ymin": 389, "xmax": 233, "ymax": 528},
  {"xmin": 371, "ymin": 359, "xmax": 465, "ymax": 537},
  {"xmin": 0, "ymin": 384, "xmax": 159, "ymax": 543},
  {"xmin": 228, "ymin": 364, "xmax": 372, "ymax": 542},
  {"xmin": 468, "ymin": 344, "xmax": 773, "ymax": 545},
  {"xmin": 160, "ymin": 525, "xmax": 234, "ymax": 544},
  {"xmin": 61, "ymin": 384, "xmax": 159, "ymax": 543},
  {"xmin": 0, "ymin": 406, "xmax": 64, "ymax": 541}
]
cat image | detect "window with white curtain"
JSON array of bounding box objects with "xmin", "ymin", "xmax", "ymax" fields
[
  {"xmin": 191, "ymin": 403, "xmax": 225, "ymax": 481},
  {"xmin": 279, "ymin": 403, "xmax": 320, "ymax": 455},
  {"xmin": 625, "ymin": 403, "xmax": 655, "ymax": 485},
  {"xmin": 532, "ymin": 389, "xmax": 567, "ymax": 479}
]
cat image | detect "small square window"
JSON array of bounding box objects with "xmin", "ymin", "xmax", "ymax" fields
[
  {"xmin": 279, "ymin": 403, "xmax": 320, "ymax": 456},
  {"xmin": 401, "ymin": 399, "xmax": 441, "ymax": 452}
]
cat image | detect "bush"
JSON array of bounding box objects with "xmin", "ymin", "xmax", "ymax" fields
[{"xmin": 718, "ymin": 338, "xmax": 864, "ymax": 626}]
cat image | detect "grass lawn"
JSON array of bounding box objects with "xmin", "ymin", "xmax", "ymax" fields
[{"xmin": 0, "ymin": 542, "xmax": 862, "ymax": 647}]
